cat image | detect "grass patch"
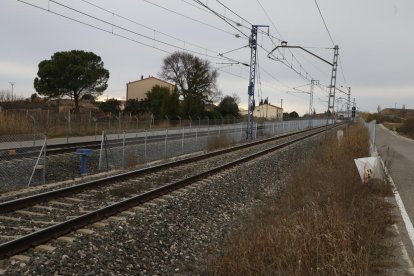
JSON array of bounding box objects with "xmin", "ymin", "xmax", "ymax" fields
[{"xmin": 208, "ymin": 124, "xmax": 395, "ymax": 275}]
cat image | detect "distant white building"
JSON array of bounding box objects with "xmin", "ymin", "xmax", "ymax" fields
[{"xmin": 240, "ymin": 104, "xmax": 283, "ymax": 120}]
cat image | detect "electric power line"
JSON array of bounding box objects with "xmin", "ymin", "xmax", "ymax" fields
[
  {"xmin": 192, "ymin": 0, "xmax": 250, "ymax": 38},
  {"xmin": 142, "ymin": 0, "xmax": 239, "ymax": 38},
  {"xmin": 80, "ymin": 0, "xmax": 220, "ymax": 56},
  {"xmin": 338, "ymin": 56, "xmax": 348, "ymax": 87},
  {"xmin": 314, "ymin": 0, "xmax": 335, "ymax": 45},
  {"xmin": 215, "ymin": 0, "xmax": 252, "ymax": 26},
  {"xmin": 180, "ymin": 0, "xmax": 252, "ymax": 32},
  {"xmin": 255, "ymin": 0, "xmax": 283, "ymax": 38},
  {"xmin": 19, "ymin": 0, "xmax": 232, "ymax": 62}
]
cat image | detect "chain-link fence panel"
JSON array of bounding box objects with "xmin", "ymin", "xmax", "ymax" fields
[
  {"xmin": 98, "ymin": 123, "xmax": 247, "ymax": 171},
  {"xmin": 262, "ymin": 119, "xmax": 332, "ymax": 137},
  {"xmin": 0, "ymin": 133, "xmax": 46, "ymax": 192}
]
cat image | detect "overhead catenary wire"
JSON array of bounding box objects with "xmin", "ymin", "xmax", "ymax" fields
[
  {"xmin": 191, "ymin": 0, "xmax": 318, "ymax": 93},
  {"xmin": 314, "ymin": 0, "xmax": 335, "ymax": 46},
  {"xmin": 254, "ymin": 0, "xmax": 316, "ymax": 82},
  {"xmin": 19, "ymin": 0, "xmax": 230, "ymax": 62},
  {"xmin": 79, "ymin": 0, "xmax": 220, "ymax": 56},
  {"xmin": 338, "ymin": 56, "xmax": 348, "ymax": 87},
  {"xmin": 180, "ymin": 0, "xmax": 252, "ymax": 33},
  {"xmin": 215, "ymin": 0, "xmax": 252, "ymax": 26},
  {"xmin": 23, "ymin": 0, "xmax": 345, "ymax": 112},
  {"xmin": 17, "ymin": 0, "xmax": 171, "ymax": 55},
  {"xmin": 256, "ymin": 51, "xmax": 263, "ymax": 104},
  {"xmin": 255, "ymin": 0, "xmax": 283, "ymax": 38},
  {"xmin": 192, "ymin": 0, "xmax": 250, "ymax": 38},
  {"xmin": 142, "ymin": 0, "xmax": 239, "ymax": 38}
]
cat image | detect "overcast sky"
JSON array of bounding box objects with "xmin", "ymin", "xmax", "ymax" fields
[{"xmin": 1, "ymin": 0, "xmax": 413, "ymax": 115}]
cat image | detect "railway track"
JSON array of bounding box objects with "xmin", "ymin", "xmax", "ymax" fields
[{"xmin": 0, "ymin": 124, "xmax": 341, "ymax": 259}]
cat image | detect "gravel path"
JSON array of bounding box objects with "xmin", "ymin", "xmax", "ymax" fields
[{"xmin": 2, "ymin": 132, "xmax": 325, "ymax": 275}]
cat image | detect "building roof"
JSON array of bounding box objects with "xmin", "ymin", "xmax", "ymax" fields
[
  {"xmin": 257, "ymin": 103, "xmax": 282, "ymax": 109},
  {"xmin": 127, "ymin": 76, "xmax": 174, "ymax": 86}
]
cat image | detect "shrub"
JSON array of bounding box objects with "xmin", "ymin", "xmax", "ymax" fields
[{"xmin": 398, "ymin": 118, "xmax": 414, "ymax": 137}]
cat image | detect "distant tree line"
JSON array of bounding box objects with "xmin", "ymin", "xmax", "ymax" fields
[{"xmin": 26, "ymin": 49, "xmax": 240, "ymax": 120}]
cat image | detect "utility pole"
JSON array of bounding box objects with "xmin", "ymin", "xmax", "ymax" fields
[
  {"xmin": 326, "ymin": 45, "xmax": 339, "ymax": 125},
  {"xmin": 246, "ymin": 25, "xmax": 268, "ymax": 139},
  {"xmin": 289, "ymin": 80, "xmax": 318, "ymax": 128},
  {"xmin": 9, "ymin": 82, "xmax": 15, "ymax": 101},
  {"xmin": 309, "ymin": 80, "xmax": 319, "ymax": 128},
  {"xmin": 268, "ymin": 42, "xmax": 340, "ymax": 132}
]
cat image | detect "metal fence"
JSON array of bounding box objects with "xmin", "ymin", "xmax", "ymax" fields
[
  {"xmin": 99, "ymin": 119, "xmax": 332, "ymax": 171},
  {"xmin": 0, "ymin": 109, "xmax": 241, "ymax": 137},
  {"xmin": 98, "ymin": 123, "xmax": 245, "ymax": 171},
  {"xmin": 262, "ymin": 119, "xmax": 328, "ymax": 137},
  {"xmin": 364, "ymin": 120, "xmax": 377, "ymax": 156},
  {"xmin": 0, "ymin": 134, "xmax": 47, "ymax": 192},
  {"xmin": 0, "ymin": 118, "xmax": 333, "ymax": 192}
]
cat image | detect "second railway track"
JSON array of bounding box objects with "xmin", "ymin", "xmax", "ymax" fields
[{"xmin": 0, "ymin": 124, "xmax": 342, "ymax": 259}]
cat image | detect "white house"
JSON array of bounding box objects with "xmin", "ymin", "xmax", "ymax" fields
[{"xmin": 240, "ymin": 104, "xmax": 283, "ymax": 120}]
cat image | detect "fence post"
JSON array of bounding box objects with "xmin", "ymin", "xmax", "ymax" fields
[
  {"xmin": 28, "ymin": 137, "xmax": 47, "ymax": 187},
  {"xmin": 195, "ymin": 125, "xmax": 198, "ymax": 149},
  {"xmin": 255, "ymin": 122, "xmax": 258, "ymax": 139},
  {"xmin": 122, "ymin": 131, "xmax": 126, "ymax": 169},
  {"xmin": 47, "ymin": 109, "xmax": 50, "ymax": 131},
  {"xmin": 240, "ymin": 122, "xmax": 243, "ymax": 141},
  {"xmin": 181, "ymin": 127, "xmax": 184, "ymax": 154},
  {"xmin": 94, "ymin": 118, "xmax": 98, "ymax": 140},
  {"xmin": 98, "ymin": 131, "xmax": 104, "ymax": 171},
  {"xmin": 118, "ymin": 111, "xmax": 122, "ymax": 132},
  {"xmin": 164, "ymin": 128, "xmax": 168, "ymax": 159},
  {"xmin": 144, "ymin": 129, "xmax": 147, "ymax": 162},
  {"xmin": 372, "ymin": 121, "xmax": 377, "ymax": 153},
  {"xmin": 68, "ymin": 111, "xmax": 71, "ymax": 136},
  {"xmin": 43, "ymin": 136, "xmax": 47, "ymax": 185}
]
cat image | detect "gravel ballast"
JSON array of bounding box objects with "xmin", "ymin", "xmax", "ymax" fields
[{"xmin": 2, "ymin": 132, "xmax": 326, "ymax": 275}]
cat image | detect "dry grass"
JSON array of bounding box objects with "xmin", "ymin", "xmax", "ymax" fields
[
  {"xmin": 206, "ymin": 135, "xmax": 234, "ymax": 151},
  {"xmin": 209, "ymin": 124, "xmax": 395, "ymax": 275},
  {"xmin": 383, "ymin": 122, "xmax": 402, "ymax": 132},
  {"xmin": 0, "ymin": 113, "xmax": 32, "ymax": 135},
  {"xmin": 398, "ymin": 118, "xmax": 414, "ymax": 139}
]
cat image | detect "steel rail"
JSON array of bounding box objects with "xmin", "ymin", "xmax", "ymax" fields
[
  {"xmin": 0, "ymin": 124, "xmax": 342, "ymax": 259},
  {"xmin": 0, "ymin": 125, "xmax": 332, "ymax": 213}
]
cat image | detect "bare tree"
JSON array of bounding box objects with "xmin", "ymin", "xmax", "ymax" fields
[
  {"xmin": 0, "ymin": 89, "xmax": 12, "ymax": 102},
  {"xmin": 231, "ymin": 92, "xmax": 241, "ymax": 105},
  {"xmin": 160, "ymin": 51, "xmax": 218, "ymax": 102}
]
